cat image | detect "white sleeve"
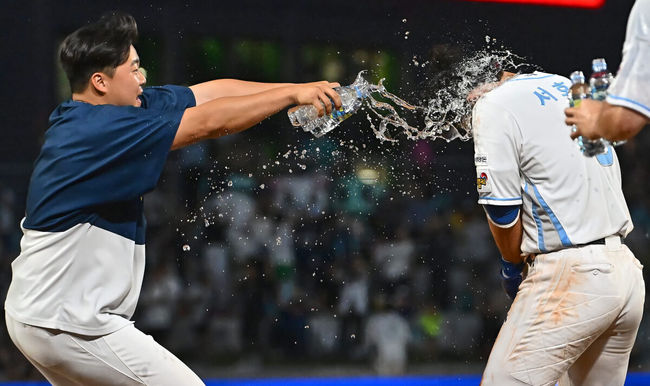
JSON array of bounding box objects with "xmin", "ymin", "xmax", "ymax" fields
[
  {"xmin": 472, "ymin": 98, "xmax": 523, "ymax": 206},
  {"xmin": 607, "ymin": 0, "xmax": 650, "ymax": 118}
]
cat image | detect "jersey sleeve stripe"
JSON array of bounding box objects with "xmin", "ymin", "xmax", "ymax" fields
[{"xmin": 606, "ymin": 94, "xmax": 650, "ymax": 117}]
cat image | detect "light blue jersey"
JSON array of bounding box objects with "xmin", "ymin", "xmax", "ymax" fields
[{"xmin": 473, "ymin": 72, "xmax": 632, "ymax": 254}]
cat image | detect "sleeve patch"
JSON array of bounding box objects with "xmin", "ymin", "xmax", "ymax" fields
[
  {"xmin": 474, "ymin": 153, "xmax": 489, "ymax": 166},
  {"xmin": 476, "ymin": 169, "xmax": 492, "ymax": 193}
]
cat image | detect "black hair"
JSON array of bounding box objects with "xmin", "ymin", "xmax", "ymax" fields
[{"xmin": 59, "ymin": 12, "xmax": 138, "ymax": 93}]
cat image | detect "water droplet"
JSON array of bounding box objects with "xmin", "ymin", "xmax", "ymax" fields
[{"xmin": 182, "ymin": 244, "xmax": 191, "ymax": 251}]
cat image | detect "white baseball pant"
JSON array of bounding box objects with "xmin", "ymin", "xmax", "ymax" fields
[
  {"xmin": 5, "ymin": 315, "xmax": 204, "ymax": 386},
  {"xmin": 482, "ymin": 236, "xmax": 645, "ymax": 386}
]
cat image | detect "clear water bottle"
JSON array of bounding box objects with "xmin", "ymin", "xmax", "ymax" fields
[
  {"xmin": 568, "ymin": 70, "xmax": 603, "ymax": 156},
  {"xmin": 568, "ymin": 71, "xmax": 589, "ymax": 108},
  {"xmin": 288, "ymin": 72, "xmax": 371, "ymax": 137},
  {"xmin": 590, "ymin": 58, "xmax": 626, "ymax": 148},
  {"xmin": 573, "ymin": 59, "xmax": 614, "ymax": 157},
  {"xmin": 589, "ymin": 58, "xmax": 613, "ymax": 101}
]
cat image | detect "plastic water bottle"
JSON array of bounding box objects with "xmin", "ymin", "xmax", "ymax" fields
[
  {"xmin": 288, "ymin": 72, "xmax": 371, "ymax": 137},
  {"xmin": 589, "ymin": 58, "xmax": 613, "ymax": 101},
  {"xmin": 568, "ymin": 71, "xmax": 589, "ymax": 108},
  {"xmin": 568, "ymin": 70, "xmax": 603, "ymax": 156},
  {"xmin": 574, "ymin": 59, "xmax": 614, "ymax": 157},
  {"xmin": 590, "ymin": 58, "xmax": 626, "ymax": 148}
]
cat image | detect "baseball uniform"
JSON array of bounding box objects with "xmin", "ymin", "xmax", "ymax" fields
[
  {"xmin": 5, "ymin": 85, "xmax": 204, "ymax": 385},
  {"xmin": 607, "ymin": 0, "xmax": 650, "ymax": 119},
  {"xmin": 473, "ymin": 72, "xmax": 645, "ymax": 385}
]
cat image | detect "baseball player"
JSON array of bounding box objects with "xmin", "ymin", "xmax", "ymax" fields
[
  {"xmin": 565, "ymin": 0, "xmax": 649, "ymax": 141},
  {"xmin": 4, "ymin": 12, "xmax": 341, "ymax": 385},
  {"xmin": 472, "ymin": 71, "xmax": 645, "ymax": 385}
]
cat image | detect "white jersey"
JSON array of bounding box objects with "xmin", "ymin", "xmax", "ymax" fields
[
  {"xmin": 472, "ymin": 72, "xmax": 633, "ymax": 255},
  {"xmin": 607, "ymin": 0, "xmax": 650, "ymax": 118},
  {"xmin": 7, "ymin": 222, "xmax": 146, "ymax": 335}
]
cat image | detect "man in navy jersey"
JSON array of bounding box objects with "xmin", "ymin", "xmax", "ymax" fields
[{"xmin": 4, "ymin": 12, "xmax": 341, "ymax": 385}]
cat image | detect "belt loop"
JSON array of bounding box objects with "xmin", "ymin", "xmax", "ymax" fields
[
  {"xmin": 605, "ymin": 235, "xmax": 622, "ymax": 251},
  {"xmin": 524, "ymin": 254, "xmax": 536, "ymax": 266}
]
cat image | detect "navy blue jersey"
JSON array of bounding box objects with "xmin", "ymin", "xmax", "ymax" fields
[
  {"xmin": 24, "ymin": 85, "xmax": 195, "ymax": 243},
  {"xmin": 5, "ymin": 85, "xmax": 196, "ymax": 335}
]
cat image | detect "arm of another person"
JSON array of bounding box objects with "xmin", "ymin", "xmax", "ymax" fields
[
  {"xmin": 565, "ymin": 100, "xmax": 648, "ymax": 142},
  {"xmin": 173, "ymin": 82, "xmax": 341, "ymax": 149}
]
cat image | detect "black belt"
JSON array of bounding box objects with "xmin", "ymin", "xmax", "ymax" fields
[
  {"xmin": 581, "ymin": 236, "xmax": 624, "ymax": 247},
  {"xmin": 525, "ymin": 236, "xmax": 623, "ymax": 265}
]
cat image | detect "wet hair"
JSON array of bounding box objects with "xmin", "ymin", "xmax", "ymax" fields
[{"xmin": 59, "ymin": 12, "xmax": 138, "ymax": 93}]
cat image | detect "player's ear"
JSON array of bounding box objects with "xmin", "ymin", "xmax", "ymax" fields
[{"xmin": 89, "ymin": 72, "xmax": 109, "ymax": 94}]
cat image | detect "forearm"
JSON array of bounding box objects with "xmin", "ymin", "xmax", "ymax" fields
[
  {"xmin": 487, "ymin": 216, "xmax": 523, "ymax": 264},
  {"xmin": 189, "ymin": 79, "xmax": 294, "ymax": 105},
  {"xmin": 596, "ymin": 103, "xmax": 647, "ymax": 141},
  {"xmin": 172, "ymin": 86, "xmax": 295, "ymax": 149}
]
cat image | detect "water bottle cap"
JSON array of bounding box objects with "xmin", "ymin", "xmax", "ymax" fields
[
  {"xmin": 570, "ymin": 71, "xmax": 585, "ymax": 84},
  {"xmin": 592, "ymin": 58, "xmax": 607, "ymax": 73}
]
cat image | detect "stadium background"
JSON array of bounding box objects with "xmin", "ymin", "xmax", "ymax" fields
[{"xmin": 0, "ymin": 0, "xmax": 648, "ymax": 384}]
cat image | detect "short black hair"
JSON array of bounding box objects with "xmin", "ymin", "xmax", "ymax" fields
[{"xmin": 59, "ymin": 12, "xmax": 138, "ymax": 93}]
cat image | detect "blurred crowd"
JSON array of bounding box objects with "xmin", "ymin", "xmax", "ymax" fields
[{"xmin": 1, "ymin": 122, "xmax": 649, "ymax": 380}]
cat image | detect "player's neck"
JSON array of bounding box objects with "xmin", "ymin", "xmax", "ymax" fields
[{"xmin": 72, "ymin": 88, "xmax": 104, "ymax": 106}]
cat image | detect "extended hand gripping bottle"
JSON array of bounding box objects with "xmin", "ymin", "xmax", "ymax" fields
[{"xmin": 288, "ymin": 71, "xmax": 371, "ymax": 137}]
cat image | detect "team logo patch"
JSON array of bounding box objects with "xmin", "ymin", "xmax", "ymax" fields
[
  {"xmin": 474, "ymin": 153, "xmax": 488, "ymax": 166},
  {"xmin": 476, "ymin": 169, "xmax": 492, "ymax": 193}
]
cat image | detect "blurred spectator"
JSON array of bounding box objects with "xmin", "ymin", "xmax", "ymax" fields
[{"xmin": 364, "ymin": 296, "xmax": 411, "ymax": 375}]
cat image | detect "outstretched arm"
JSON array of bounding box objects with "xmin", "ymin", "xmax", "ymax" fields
[
  {"xmin": 189, "ymin": 79, "xmax": 296, "ymax": 105},
  {"xmin": 565, "ymin": 100, "xmax": 648, "ymax": 142},
  {"xmin": 172, "ymin": 81, "xmax": 341, "ymax": 149}
]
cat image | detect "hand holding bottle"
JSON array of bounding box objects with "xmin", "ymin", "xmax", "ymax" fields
[
  {"xmin": 566, "ymin": 98, "xmax": 605, "ymax": 140},
  {"xmin": 291, "ymin": 81, "xmax": 342, "ymax": 117},
  {"xmin": 289, "ymin": 71, "xmax": 373, "ymax": 137}
]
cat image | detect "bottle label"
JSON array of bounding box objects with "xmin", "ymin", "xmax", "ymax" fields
[{"xmin": 330, "ymin": 107, "xmax": 353, "ymax": 122}]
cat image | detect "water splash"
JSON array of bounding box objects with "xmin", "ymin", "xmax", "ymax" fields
[
  {"xmin": 419, "ymin": 49, "xmax": 529, "ymax": 142},
  {"xmin": 358, "ymin": 49, "xmax": 532, "ymax": 143},
  {"xmin": 364, "ymin": 78, "xmax": 423, "ymax": 143}
]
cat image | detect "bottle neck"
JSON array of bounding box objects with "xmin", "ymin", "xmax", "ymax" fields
[
  {"xmin": 591, "ymin": 70, "xmax": 609, "ymax": 78},
  {"xmin": 354, "ymin": 85, "xmax": 371, "ymax": 98}
]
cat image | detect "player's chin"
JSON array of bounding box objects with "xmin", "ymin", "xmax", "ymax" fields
[{"xmin": 134, "ymin": 98, "xmax": 142, "ymax": 107}]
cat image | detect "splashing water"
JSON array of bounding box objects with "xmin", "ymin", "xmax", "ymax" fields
[
  {"xmin": 364, "ymin": 78, "xmax": 424, "ymax": 143},
  {"xmin": 355, "ymin": 49, "xmax": 532, "ymax": 143},
  {"xmin": 419, "ymin": 49, "xmax": 529, "ymax": 142}
]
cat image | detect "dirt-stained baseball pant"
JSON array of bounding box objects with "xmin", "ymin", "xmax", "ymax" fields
[
  {"xmin": 482, "ymin": 236, "xmax": 645, "ymax": 386},
  {"xmin": 5, "ymin": 315, "xmax": 204, "ymax": 386}
]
